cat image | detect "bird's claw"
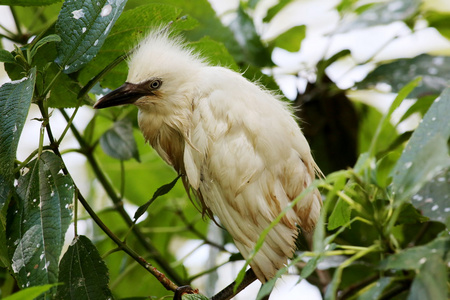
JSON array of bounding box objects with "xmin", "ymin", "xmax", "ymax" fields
[{"xmin": 173, "ymin": 285, "xmax": 198, "ymax": 300}]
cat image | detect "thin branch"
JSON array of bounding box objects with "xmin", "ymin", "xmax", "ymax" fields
[
  {"xmin": 211, "ymin": 269, "xmax": 258, "ymax": 300},
  {"xmin": 75, "ymin": 189, "xmax": 179, "ymax": 292}
]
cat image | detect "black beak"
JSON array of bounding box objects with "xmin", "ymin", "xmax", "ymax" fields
[{"xmin": 93, "ymin": 82, "xmax": 153, "ymax": 109}]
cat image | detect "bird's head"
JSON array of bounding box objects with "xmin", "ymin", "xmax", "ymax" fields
[{"xmin": 93, "ymin": 29, "xmax": 206, "ymax": 112}]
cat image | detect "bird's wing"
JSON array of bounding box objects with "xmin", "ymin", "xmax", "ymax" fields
[{"xmin": 184, "ymin": 68, "xmax": 321, "ymax": 281}]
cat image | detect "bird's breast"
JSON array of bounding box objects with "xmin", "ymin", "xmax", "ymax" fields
[{"xmin": 138, "ymin": 110, "xmax": 186, "ymax": 173}]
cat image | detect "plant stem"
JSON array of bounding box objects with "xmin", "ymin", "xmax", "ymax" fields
[
  {"xmin": 10, "ymin": 7, "xmax": 22, "ymax": 37},
  {"xmin": 42, "ymin": 69, "xmax": 62, "ymax": 99},
  {"xmin": 57, "ymin": 98, "xmax": 83, "ymax": 145}
]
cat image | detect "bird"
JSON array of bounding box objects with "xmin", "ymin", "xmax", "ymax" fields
[{"xmin": 94, "ymin": 29, "xmax": 322, "ymax": 288}]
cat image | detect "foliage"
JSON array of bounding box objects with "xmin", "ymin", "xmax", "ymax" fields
[{"xmin": 0, "ymin": 0, "xmax": 449, "ymax": 300}]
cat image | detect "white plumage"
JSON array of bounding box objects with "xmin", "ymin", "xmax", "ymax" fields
[{"xmin": 94, "ymin": 30, "xmax": 322, "ymax": 282}]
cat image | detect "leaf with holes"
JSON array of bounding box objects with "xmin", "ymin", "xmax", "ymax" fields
[
  {"xmin": 6, "ymin": 152, "xmax": 73, "ymax": 293},
  {"xmin": 357, "ymin": 54, "xmax": 450, "ymax": 98},
  {"xmin": 55, "ymin": 0, "xmax": 127, "ymax": 73},
  {"xmin": 407, "ymin": 253, "xmax": 447, "ymax": 300},
  {"xmin": 391, "ymin": 88, "xmax": 450, "ymax": 204},
  {"xmin": 411, "ymin": 168, "xmax": 450, "ymax": 228},
  {"xmin": 0, "ymin": 69, "xmax": 35, "ymax": 211},
  {"xmin": 379, "ymin": 237, "xmax": 449, "ymax": 270}
]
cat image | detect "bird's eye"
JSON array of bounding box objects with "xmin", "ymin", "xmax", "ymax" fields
[{"xmin": 149, "ymin": 79, "xmax": 162, "ymax": 90}]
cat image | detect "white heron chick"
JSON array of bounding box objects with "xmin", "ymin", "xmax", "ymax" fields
[{"xmin": 94, "ymin": 30, "xmax": 322, "ymax": 282}]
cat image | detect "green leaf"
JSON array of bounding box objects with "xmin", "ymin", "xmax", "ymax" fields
[
  {"xmin": 426, "ymin": 11, "xmax": 450, "ymax": 40},
  {"xmin": 263, "ymin": 0, "xmax": 293, "ymax": 23},
  {"xmin": 356, "ymin": 103, "xmax": 398, "ymax": 156},
  {"xmin": 358, "ymin": 54, "xmax": 450, "ymax": 98},
  {"xmin": 30, "ymin": 34, "xmax": 61, "ymax": 60},
  {"xmin": 12, "ymin": 4, "xmax": 62, "ymax": 34},
  {"xmin": 78, "ymin": 3, "xmax": 198, "ymax": 89},
  {"xmin": 182, "ymin": 294, "xmax": 209, "ymax": 300},
  {"xmin": 337, "ymin": 0, "xmax": 420, "ymax": 33},
  {"xmin": 241, "ymin": 64, "xmax": 281, "ymax": 93},
  {"xmin": 229, "ymin": 5, "xmax": 272, "ymax": 67},
  {"xmin": 391, "ymin": 88, "xmax": 450, "ymax": 204},
  {"xmin": 0, "ymin": 49, "xmax": 15, "ymax": 64},
  {"xmin": 189, "ymin": 36, "xmax": 238, "ymax": 71},
  {"xmin": 407, "ymin": 253, "xmax": 447, "ymax": 300},
  {"xmin": 0, "ymin": 0, "xmax": 62, "ymax": 5},
  {"xmin": 300, "ymin": 255, "xmax": 322, "ymax": 279},
  {"xmin": 316, "ymin": 49, "xmax": 351, "ymax": 80},
  {"xmin": 356, "ymin": 277, "xmax": 392, "ymax": 300},
  {"xmin": 369, "ymin": 77, "xmax": 421, "ymax": 156},
  {"xmin": 6, "ymin": 152, "xmax": 74, "ymax": 292},
  {"xmin": 38, "ymin": 42, "xmax": 90, "ymax": 108},
  {"xmin": 271, "ymin": 25, "xmax": 305, "ymax": 52},
  {"xmin": 56, "ymin": 235, "xmax": 113, "ymax": 300},
  {"xmin": 328, "ymin": 198, "xmax": 352, "ymax": 230},
  {"xmin": 411, "ymin": 168, "xmax": 450, "ymax": 228},
  {"xmin": 395, "ymin": 203, "xmax": 428, "ymax": 225},
  {"xmin": 145, "ymin": 0, "xmax": 242, "ymax": 63},
  {"xmin": 4, "ymin": 34, "xmax": 88, "ymax": 108},
  {"xmin": 248, "ymin": 0, "xmax": 260, "ymax": 9},
  {"xmin": 133, "ymin": 175, "xmax": 181, "ymax": 221},
  {"xmin": 55, "ymin": 0, "xmax": 127, "ymax": 74},
  {"xmin": 371, "ymin": 77, "xmax": 422, "ymax": 154},
  {"xmin": 99, "ymin": 118, "xmax": 140, "ymax": 161},
  {"xmin": 374, "ymin": 150, "xmax": 401, "ymax": 188},
  {"xmin": 398, "ymin": 95, "xmax": 436, "ymax": 124},
  {"xmin": 336, "ymin": 0, "xmax": 358, "ymax": 14},
  {"xmin": 2, "ymin": 284, "xmax": 58, "ymax": 300},
  {"xmin": 379, "ymin": 237, "xmax": 449, "ymax": 270},
  {"xmin": 0, "ymin": 68, "xmax": 36, "ymax": 211}
]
